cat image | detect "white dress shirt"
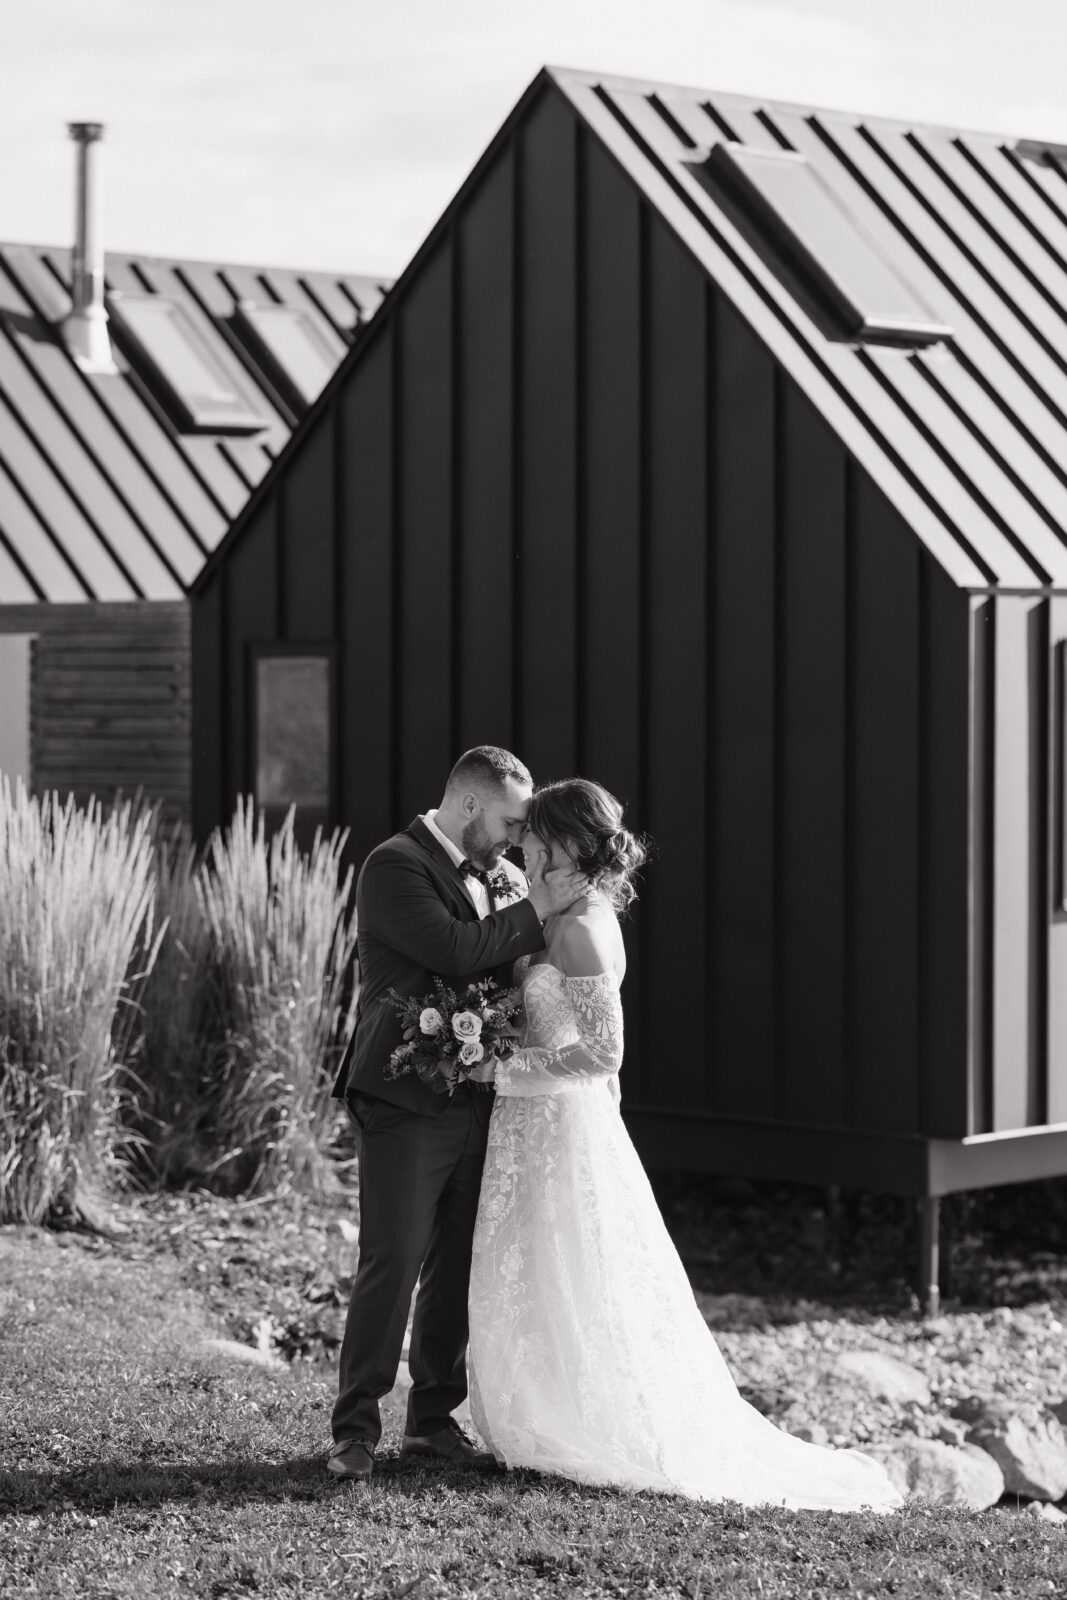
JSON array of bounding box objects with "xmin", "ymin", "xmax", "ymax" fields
[{"xmin": 423, "ymin": 809, "xmax": 489, "ymax": 919}]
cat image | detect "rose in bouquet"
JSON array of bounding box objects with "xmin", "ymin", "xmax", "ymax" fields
[{"xmin": 382, "ymin": 975, "xmax": 525, "ymax": 1094}]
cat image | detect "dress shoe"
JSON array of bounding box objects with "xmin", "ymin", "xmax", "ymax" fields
[
  {"xmin": 401, "ymin": 1418, "xmax": 497, "ymax": 1467},
  {"xmin": 326, "ymin": 1436, "xmax": 376, "ymax": 1481}
]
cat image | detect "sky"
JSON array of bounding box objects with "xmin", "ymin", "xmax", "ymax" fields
[{"xmin": 2, "ymin": 0, "xmax": 1066, "ymax": 278}]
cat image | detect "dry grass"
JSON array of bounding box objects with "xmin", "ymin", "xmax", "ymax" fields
[
  {"xmin": 118, "ymin": 829, "xmax": 209, "ymax": 1185},
  {"xmin": 0, "ymin": 780, "xmax": 160, "ymax": 1224},
  {"xmin": 190, "ymin": 800, "xmax": 358, "ymax": 1196},
  {"xmin": 0, "ymin": 789, "xmax": 360, "ymax": 1205}
]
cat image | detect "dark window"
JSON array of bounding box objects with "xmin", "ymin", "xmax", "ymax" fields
[
  {"xmin": 231, "ymin": 302, "xmax": 341, "ymax": 413},
  {"xmin": 108, "ymin": 292, "xmax": 268, "ymax": 433},
  {"xmin": 697, "ymin": 143, "xmax": 953, "ymax": 345},
  {"xmin": 254, "ymin": 653, "xmax": 331, "ymax": 816}
]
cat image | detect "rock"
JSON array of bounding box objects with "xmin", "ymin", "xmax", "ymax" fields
[
  {"xmin": 201, "ymin": 1337, "xmax": 287, "ymax": 1372},
  {"xmin": 835, "ymin": 1350, "xmax": 932, "ymax": 1406},
  {"xmin": 867, "ymin": 1438, "xmax": 1005, "ymax": 1509},
  {"xmin": 954, "ymin": 1400, "xmax": 1067, "ymax": 1501},
  {"xmin": 1050, "ymin": 1398, "xmax": 1067, "ymax": 1428},
  {"xmin": 739, "ymin": 1382, "xmax": 799, "ymax": 1418},
  {"xmin": 1026, "ymin": 1501, "xmax": 1067, "ymax": 1524},
  {"xmin": 932, "ymin": 1418, "xmax": 969, "ymax": 1448}
]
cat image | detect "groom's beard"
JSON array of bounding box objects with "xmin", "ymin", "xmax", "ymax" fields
[{"xmin": 461, "ymin": 818, "xmax": 505, "ymax": 871}]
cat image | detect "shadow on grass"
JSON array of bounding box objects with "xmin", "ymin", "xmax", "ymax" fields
[{"xmin": 0, "ymin": 1454, "xmax": 524, "ymax": 1515}]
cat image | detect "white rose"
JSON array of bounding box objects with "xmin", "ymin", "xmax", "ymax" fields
[
  {"xmin": 452, "ymin": 1010, "xmax": 483, "ymax": 1041},
  {"xmin": 458, "ymin": 1038, "xmax": 485, "ymax": 1066},
  {"xmin": 419, "ymin": 1007, "xmax": 444, "ymax": 1036}
]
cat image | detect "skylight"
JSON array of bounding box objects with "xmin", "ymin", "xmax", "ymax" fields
[
  {"xmin": 107, "ymin": 292, "xmax": 268, "ymax": 433},
  {"xmin": 231, "ymin": 301, "xmax": 340, "ymax": 413},
  {"xmin": 697, "ymin": 143, "xmax": 953, "ymax": 346}
]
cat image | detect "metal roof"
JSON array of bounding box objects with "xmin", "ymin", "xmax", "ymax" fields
[
  {"xmin": 0, "ymin": 245, "xmax": 389, "ymax": 602},
  {"xmin": 193, "ymin": 68, "xmax": 1067, "ymax": 596},
  {"xmin": 550, "ymin": 68, "xmax": 1067, "ymax": 590}
]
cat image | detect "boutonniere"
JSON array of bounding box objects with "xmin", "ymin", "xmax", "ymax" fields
[{"xmin": 487, "ymin": 865, "xmax": 525, "ymax": 905}]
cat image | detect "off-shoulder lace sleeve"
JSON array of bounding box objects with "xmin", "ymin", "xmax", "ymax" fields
[{"xmin": 494, "ymin": 970, "xmax": 623, "ymax": 1094}]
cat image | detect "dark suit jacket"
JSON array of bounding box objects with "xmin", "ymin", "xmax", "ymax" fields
[{"xmin": 332, "ymin": 817, "xmax": 546, "ymax": 1116}]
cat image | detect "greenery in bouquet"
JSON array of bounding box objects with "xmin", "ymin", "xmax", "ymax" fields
[{"xmin": 383, "ymin": 976, "xmax": 524, "ymax": 1094}]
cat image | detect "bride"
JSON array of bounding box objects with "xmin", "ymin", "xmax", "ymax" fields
[{"xmin": 468, "ymin": 778, "xmax": 902, "ymax": 1512}]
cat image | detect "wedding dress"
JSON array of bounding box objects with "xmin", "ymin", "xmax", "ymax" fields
[{"xmin": 468, "ymin": 957, "xmax": 903, "ymax": 1511}]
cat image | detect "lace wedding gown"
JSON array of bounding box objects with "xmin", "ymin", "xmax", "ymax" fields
[{"xmin": 468, "ymin": 958, "xmax": 903, "ymax": 1511}]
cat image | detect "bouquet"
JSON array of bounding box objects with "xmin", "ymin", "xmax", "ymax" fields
[{"xmin": 382, "ymin": 975, "xmax": 525, "ymax": 1094}]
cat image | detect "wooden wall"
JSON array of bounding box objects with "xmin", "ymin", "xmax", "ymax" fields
[
  {"xmin": 194, "ymin": 81, "xmax": 988, "ymax": 1168},
  {"xmin": 1, "ymin": 600, "xmax": 190, "ymax": 824}
]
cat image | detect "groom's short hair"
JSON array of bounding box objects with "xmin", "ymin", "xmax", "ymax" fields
[{"xmin": 446, "ymin": 746, "xmax": 532, "ymax": 796}]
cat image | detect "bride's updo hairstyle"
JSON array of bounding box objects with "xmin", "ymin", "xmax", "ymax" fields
[{"xmin": 527, "ymin": 779, "xmax": 648, "ymax": 915}]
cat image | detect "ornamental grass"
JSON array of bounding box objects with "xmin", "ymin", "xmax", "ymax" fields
[
  {"xmin": 117, "ymin": 829, "xmax": 210, "ymax": 1186},
  {"xmin": 190, "ymin": 799, "xmax": 358, "ymax": 1197},
  {"xmin": 0, "ymin": 779, "xmax": 160, "ymax": 1225}
]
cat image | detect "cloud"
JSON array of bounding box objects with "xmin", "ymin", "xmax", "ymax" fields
[{"xmin": 3, "ymin": 0, "xmax": 1067, "ymax": 271}]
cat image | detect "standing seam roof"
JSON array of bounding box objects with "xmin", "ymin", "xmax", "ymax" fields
[
  {"xmin": 551, "ymin": 68, "xmax": 1067, "ymax": 591},
  {"xmin": 0, "ymin": 244, "xmax": 389, "ymax": 602}
]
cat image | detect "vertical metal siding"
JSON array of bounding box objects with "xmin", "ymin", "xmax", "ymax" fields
[
  {"xmin": 969, "ymin": 598, "xmax": 996, "ymax": 1132},
  {"xmin": 222, "ymin": 499, "xmax": 279, "ymax": 806},
  {"xmin": 709, "ymin": 298, "xmax": 777, "ymax": 1118},
  {"xmin": 337, "ymin": 328, "xmax": 397, "ymax": 848},
  {"xmin": 515, "ymin": 92, "xmax": 580, "ymax": 778},
  {"xmin": 191, "ymin": 574, "xmax": 224, "ymax": 840},
  {"xmin": 845, "ymin": 475, "xmax": 922, "ymax": 1132},
  {"xmin": 1027, "ymin": 601, "xmax": 1051, "ymax": 1130},
  {"xmin": 918, "ymin": 565, "xmax": 972, "ymax": 1138},
  {"xmin": 579, "ymin": 138, "xmax": 643, "ymax": 805},
  {"xmin": 395, "ymin": 241, "xmax": 455, "ymax": 812},
  {"xmin": 643, "ymin": 208, "xmax": 709, "ymax": 1114},
  {"xmin": 1048, "ymin": 595, "xmax": 1067, "ymax": 1124},
  {"xmin": 455, "ymin": 147, "xmax": 516, "ymax": 748},
  {"xmin": 190, "ymin": 77, "xmax": 1005, "ymax": 1170},
  {"xmin": 778, "ymin": 384, "xmax": 849, "ymax": 1127},
  {"xmin": 990, "ymin": 598, "xmax": 1040, "ymax": 1130},
  {"xmin": 279, "ymin": 416, "xmax": 334, "ymax": 642},
  {"xmin": 578, "ymin": 137, "xmax": 648, "ymax": 1099}
]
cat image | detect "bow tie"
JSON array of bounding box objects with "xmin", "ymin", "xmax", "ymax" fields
[{"xmin": 458, "ymin": 859, "xmax": 491, "ymax": 886}]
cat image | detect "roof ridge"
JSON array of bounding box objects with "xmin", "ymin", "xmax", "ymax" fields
[
  {"xmin": 545, "ymin": 64, "xmax": 1044, "ymax": 149},
  {"xmin": 0, "ymin": 241, "xmax": 390, "ymax": 283}
]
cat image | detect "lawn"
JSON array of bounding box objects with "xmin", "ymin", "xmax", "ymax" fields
[{"xmin": 2, "ymin": 1197, "xmax": 1066, "ymax": 1600}]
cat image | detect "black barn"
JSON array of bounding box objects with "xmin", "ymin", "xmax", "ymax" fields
[{"xmin": 192, "ymin": 69, "xmax": 1067, "ymax": 1289}]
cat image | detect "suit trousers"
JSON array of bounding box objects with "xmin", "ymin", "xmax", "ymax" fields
[{"xmin": 331, "ymin": 1085, "xmax": 491, "ymax": 1444}]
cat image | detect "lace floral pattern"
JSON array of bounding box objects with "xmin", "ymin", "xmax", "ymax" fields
[
  {"xmin": 468, "ymin": 960, "xmax": 902, "ymax": 1511},
  {"xmin": 493, "ymin": 962, "xmax": 623, "ymax": 1097}
]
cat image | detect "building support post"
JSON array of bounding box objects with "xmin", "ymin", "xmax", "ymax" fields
[{"xmin": 918, "ymin": 1196, "xmax": 941, "ymax": 1318}]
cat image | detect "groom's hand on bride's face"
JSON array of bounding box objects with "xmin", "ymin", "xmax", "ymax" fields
[{"xmin": 528, "ymin": 860, "xmax": 589, "ymax": 920}]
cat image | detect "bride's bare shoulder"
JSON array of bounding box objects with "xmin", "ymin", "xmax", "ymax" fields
[{"xmin": 549, "ymin": 899, "xmax": 625, "ymax": 980}]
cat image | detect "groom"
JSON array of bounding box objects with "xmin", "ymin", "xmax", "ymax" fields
[{"xmin": 327, "ymin": 746, "xmax": 585, "ymax": 1482}]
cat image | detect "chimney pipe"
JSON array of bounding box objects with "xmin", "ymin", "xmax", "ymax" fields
[{"xmin": 64, "ymin": 121, "xmax": 116, "ymax": 374}]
